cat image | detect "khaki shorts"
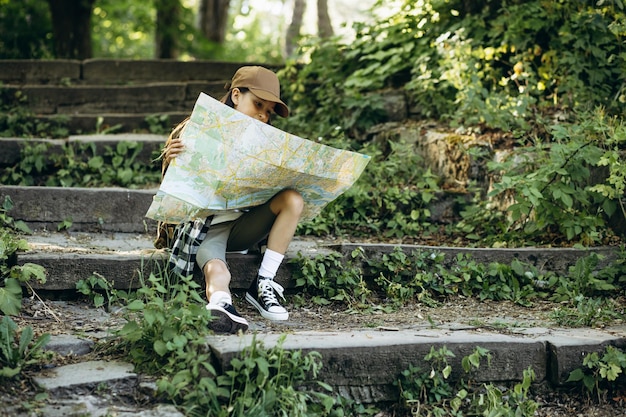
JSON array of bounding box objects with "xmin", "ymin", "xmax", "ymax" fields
[{"xmin": 195, "ymin": 200, "xmax": 276, "ymax": 269}]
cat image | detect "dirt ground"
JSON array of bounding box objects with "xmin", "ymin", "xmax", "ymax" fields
[{"xmin": 4, "ymin": 294, "xmax": 625, "ymax": 417}]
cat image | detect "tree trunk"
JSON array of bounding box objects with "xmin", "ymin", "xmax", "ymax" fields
[
  {"xmin": 317, "ymin": 0, "xmax": 333, "ymax": 38},
  {"xmin": 286, "ymin": 0, "xmax": 306, "ymax": 57},
  {"xmin": 199, "ymin": 0, "xmax": 230, "ymax": 43},
  {"xmin": 155, "ymin": 0, "xmax": 180, "ymax": 59},
  {"xmin": 47, "ymin": 0, "xmax": 95, "ymax": 59}
]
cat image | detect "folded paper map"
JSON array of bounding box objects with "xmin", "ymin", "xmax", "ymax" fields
[{"xmin": 145, "ymin": 92, "xmax": 371, "ymax": 223}]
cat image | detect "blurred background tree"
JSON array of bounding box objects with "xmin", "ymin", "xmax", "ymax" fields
[{"xmin": 0, "ymin": 0, "xmax": 362, "ymax": 62}]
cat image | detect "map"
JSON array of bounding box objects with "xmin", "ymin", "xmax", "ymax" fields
[{"xmin": 145, "ymin": 92, "xmax": 371, "ymax": 224}]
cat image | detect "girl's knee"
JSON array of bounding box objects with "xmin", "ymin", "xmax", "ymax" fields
[
  {"xmin": 203, "ymin": 258, "xmax": 229, "ymax": 274},
  {"xmin": 280, "ymin": 189, "xmax": 304, "ymax": 213}
]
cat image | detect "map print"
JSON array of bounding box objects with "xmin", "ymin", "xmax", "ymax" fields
[{"xmin": 145, "ymin": 93, "xmax": 371, "ymax": 224}]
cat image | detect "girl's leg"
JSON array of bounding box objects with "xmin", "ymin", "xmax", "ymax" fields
[
  {"xmin": 196, "ymin": 222, "xmax": 248, "ymax": 334},
  {"xmin": 266, "ymin": 188, "xmax": 305, "ymax": 254},
  {"xmin": 227, "ymin": 188, "xmax": 304, "ymax": 255},
  {"xmin": 228, "ymin": 189, "xmax": 304, "ymax": 321},
  {"xmin": 196, "ymin": 221, "xmax": 232, "ymax": 301}
]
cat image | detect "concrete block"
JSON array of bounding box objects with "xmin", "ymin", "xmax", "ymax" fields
[
  {"xmin": 15, "ymin": 85, "xmax": 188, "ymax": 114},
  {"xmin": 45, "ymin": 334, "xmax": 94, "ymax": 356},
  {"xmin": 546, "ymin": 328, "xmax": 626, "ymax": 385},
  {"xmin": 0, "ymin": 186, "xmax": 157, "ymax": 233},
  {"xmin": 33, "ymin": 360, "xmax": 135, "ymax": 393},
  {"xmin": 0, "ymin": 59, "xmax": 81, "ymax": 84},
  {"xmin": 346, "ymin": 243, "xmax": 620, "ymax": 276},
  {"xmin": 208, "ymin": 329, "xmax": 548, "ymax": 403},
  {"xmin": 81, "ymin": 59, "xmax": 246, "ymax": 83}
]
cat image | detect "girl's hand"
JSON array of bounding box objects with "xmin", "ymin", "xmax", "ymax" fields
[{"xmin": 164, "ymin": 138, "xmax": 185, "ymax": 164}]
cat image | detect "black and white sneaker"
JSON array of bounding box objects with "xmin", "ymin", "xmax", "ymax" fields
[
  {"xmin": 206, "ymin": 302, "xmax": 249, "ymax": 334},
  {"xmin": 245, "ymin": 276, "xmax": 289, "ymax": 321}
]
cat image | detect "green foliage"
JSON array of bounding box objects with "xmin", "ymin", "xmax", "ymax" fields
[
  {"xmin": 298, "ymin": 140, "xmax": 441, "ymax": 239},
  {"xmin": 550, "ymin": 253, "xmax": 619, "ymax": 301},
  {"xmin": 0, "ymin": 197, "xmax": 46, "ymax": 316},
  {"xmin": 215, "ymin": 335, "xmax": 336, "ymax": 417},
  {"xmin": 456, "ymin": 108, "xmax": 626, "ymax": 246},
  {"xmin": 0, "ymin": 0, "xmax": 54, "ymax": 59},
  {"xmin": 280, "ymin": 0, "xmax": 626, "ymax": 136},
  {"xmin": 396, "ymin": 346, "xmax": 538, "ymax": 416},
  {"xmin": 1, "ymin": 140, "xmax": 160, "ymax": 188},
  {"xmin": 550, "ymin": 295, "xmax": 624, "ymax": 328},
  {"xmin": 292, "ymin": 248, "xmax": 372, "ymax": 309},
  {"xmin": 0, "ymin": 316, "xmax": 51, "ymax": 379},
  {"xmin": 292, "ymin": 247, "xmax": 553, "ymax": 311},
  {"xmin": 144, "ymin": 114, "xmax": 171, "ymax": 134},
  {"xmin": 75, "ymin": 272, "xmax": 126, "ymax": 311},
  {"xmin": 567, "ymin": 345, "xmax": 626, "ymax": 403},
  {"xmin": 0, "ymin": 88, "xmax": 69, "ymax": 139},
  {"xmin": 293, "ymin": 246, "xmax": 626, "ymax": 330}
]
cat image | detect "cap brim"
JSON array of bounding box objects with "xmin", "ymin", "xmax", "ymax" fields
[{"xmin": 249, "ymin": 87, "xmax": 289, "ymax": 118}]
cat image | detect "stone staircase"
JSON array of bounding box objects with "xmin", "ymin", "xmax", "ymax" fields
[
  {"xmin": 1, "ymin": 59, "xmax": 274, "ymax": 133},
  {"xmin": 1, "ymin": 59, "xmax": 625, "ymax": 414}
]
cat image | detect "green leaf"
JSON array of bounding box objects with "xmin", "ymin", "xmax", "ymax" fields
[
  {"xmin": 126, "ymin": 300, "xmax": 145, "ymax": 311},
  {"xmin": 0, "ymin": 278, "xmax": 23, "ymax": 315},
  {"xmin": 154, "ymin": 340, "xmax": 168, "ymax": 356}
]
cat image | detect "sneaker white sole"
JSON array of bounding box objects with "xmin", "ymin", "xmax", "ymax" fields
[
  {"xmin": 206, "ymin": 304, "xmax": 249, "ymax": 334},
  {"xmin": 245, "ymin": 292, "xmax": 289, "ymax": 321}
]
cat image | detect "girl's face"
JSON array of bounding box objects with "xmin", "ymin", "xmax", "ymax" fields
[{"xmin": 231, "ymin": 88, "xmax": 276, "ymax": 124}]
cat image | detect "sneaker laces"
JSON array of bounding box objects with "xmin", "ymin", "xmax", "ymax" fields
[{"xmin": 258, "ymin": 278, "xmax": 285, "ymax": 306}]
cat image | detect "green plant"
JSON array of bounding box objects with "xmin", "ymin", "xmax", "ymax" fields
[
  {"xmin": 396, "ymin": 346, "xmax": 538, "ymax": 417},
  {"xmin": 458, "ymin": 108, "xmax": 625, "ymax": 247},
  {"xmin": 57, "ymin": 216, "xmax": 72, "ymax": 231},
  {"xmin": 1, "ymin": 140, "xmax": 160, "ymax": 188},
  {"xmin": 473, "ymin": 368, "xmax": 538, "ymax": 417},
  {"xmin": 550, "ymin": 295, "xmax": 624, "ymax": 327},
  {"xmin": 76, "ymin": 272, "xmax": 123, "ymax": 311},
  {"xmin": 0, "ymin": 197, "xmax": 46, "ymax": 316},
  {"xmin": 0, "ymin": 316, "xmax": 51, "ymax": 378},
  {"xmin": 144, "ymin": 114, "xmax": 171, "ymax": 134},
  {"xmin": 550, "ymin": 253, "xmax": 618, "ymax": 301},
  {"xmin": 291, "ymin": 248, "xmax": 372, "ymax": 309},
  {"xmin": 567, "ymin": 345, "xmax": 626, "ymax": 403},
  {"xmin": 214, "ymin": 335, "xmax": 334, "ymax": 417},
  {"xmin": 396, "ymin": 346, "xmax": 456, "ymax": 412}
]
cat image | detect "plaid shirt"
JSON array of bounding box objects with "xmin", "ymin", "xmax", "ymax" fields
[{"xmin": 168, "ymin": 216, "xmax": 213, "ymax": 276}]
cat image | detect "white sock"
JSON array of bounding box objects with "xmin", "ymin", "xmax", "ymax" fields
[
  {"xmin": 209, "ymin": 291, "xmax": 232, "ymax": 306},
  {"xmin": 258, "ymin": 248, "xmax": 284, "ymax": 279}
]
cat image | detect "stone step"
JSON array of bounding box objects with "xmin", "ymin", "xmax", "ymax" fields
[
  {"xmin": 0, "ymin": 59, "xmax": 256, "ymax": 85},
  {"xmin": 208, "ymin": 326, "xmax": 626, "ymax": 402},
  {"xmin": 19, "ymin": 306, "xmax": 626, "ymax": 411},
  {"xmin": 0, "ymin": 134, "xmax": 167, "ymax": 167},
  {"xmin": 18, "ymin": 230, "xmax": 327, "ymax": 291}
]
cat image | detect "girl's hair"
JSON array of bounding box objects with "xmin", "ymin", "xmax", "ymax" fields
[{"xmin": 221, "ymin": 87, "xmax": 249, "ymax": 108}]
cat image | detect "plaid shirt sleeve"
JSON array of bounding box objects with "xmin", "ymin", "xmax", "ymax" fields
[{"xmin": 168, "ymin": 216, "xmax": 213, "ymax": 277}]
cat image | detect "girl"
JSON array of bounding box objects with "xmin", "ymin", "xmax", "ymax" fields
[{"xmin": 159, "ymin": 66, "xmax": 304, "ymax": 334}]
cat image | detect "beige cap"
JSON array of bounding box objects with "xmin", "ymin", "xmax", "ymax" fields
[{"xmin": 226, "ymin": 66, "xmax": 289, "ymax": 117}]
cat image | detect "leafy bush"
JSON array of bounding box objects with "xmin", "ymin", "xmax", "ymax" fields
[
  {"xmin": 568, "ymin": 345, "xmax": 626, "ymax": 403},
  {"xmin": 297, "ymin": 140, "xmax": 440, "ymax": 239},
  {"xmin": 0, "ymin": 197, "xmax": 46, "ymax": 316},
  {"xmin": 1, "ymin": 140, "xmax": 160, "ymax": 188},
  {"xmin": 396, "ymin": 346, "xmax": 538, "ymax": 416},
  {"xmin": 455, "ymin": 108, "xmax": 626, "ymax": 246},
  {"xmin": 0, "ymin": 316, "xmax": 51, "ymax": 379}
]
